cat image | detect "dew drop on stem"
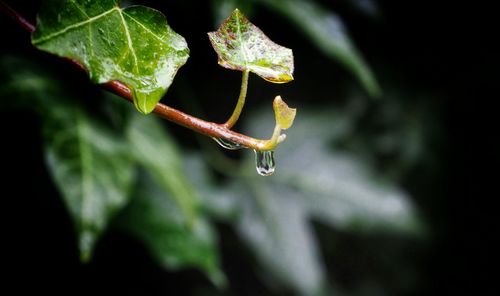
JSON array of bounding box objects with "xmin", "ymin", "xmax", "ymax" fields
[
  {"xmin": 212, "ymin": 137, "xmax": 246, "ymax": 150},
  {"xmin": 254, "ymin": 150, "xmax": 275, "ymax": 176}
]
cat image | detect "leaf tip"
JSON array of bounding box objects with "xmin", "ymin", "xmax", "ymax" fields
[
  {"xmin": 132, "ymin": 88, "xmax": 166, "ymax": 115},
  {"xmin": 208, "ymin": 269, "xmax": 228, "ymax": 289},
  {"xmin": 79, "ymin": 230, "xmax": 96, "ymax": 263},
  {"xmin": 264, "ymin": 73, "xmax": 294, "ymax": 84}
]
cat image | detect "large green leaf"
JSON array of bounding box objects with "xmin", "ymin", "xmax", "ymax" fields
[
  {"xmin": 208, "ymin": 9, "xmax": 294, "ymax": 83},
  {"xmin": 126, "ymin": 114, "xmax": 198, "ymax": 224},
  {"xmin": 255, "ymin": 0, "xmax": 380, "ymax": 96},
  {"xmin": 32, "ymin": 0, "xmax": 189, "ymax": 114},
  {"xmin": 44, "ymin": 103, "xmax": 135, "ymax": 262},
  {"xmin": 116, "ymin": 173, "xmax": 225, "ymax": 287}
]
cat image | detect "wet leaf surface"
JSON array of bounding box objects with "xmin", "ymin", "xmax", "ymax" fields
[
  {"xmin": 208, "ymin": 9, "xmax": 294, "ymax": 83},
  {"xmin": 32, "ymin": 0, "xmax": 189, "ymax": 114}
]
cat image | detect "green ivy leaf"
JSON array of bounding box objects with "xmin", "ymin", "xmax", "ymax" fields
[
  {"xmin": 255, "ymin": 0, "xmax": 381, "ymax": 97},
  {"xmin": 126, "ymin": 114, "xmax": 198, "ymax": 225},
  {"xmin": 32, "ymin": 0, "xmax": 189, "ymax": 114},
  {"xmin": 208, "ymin": 9, "xmax": 294, "ymax": 83},
  {"xmin": 116, "ymin": 173, "xmax": 226, "ymax": 287},
  {"xmin": 44, "ymin": 103, "xmax": 135, "ymax": 262}
]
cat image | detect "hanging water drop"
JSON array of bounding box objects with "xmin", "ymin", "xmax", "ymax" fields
[
  {"xmin": 212, "ymin": 137, "xmax": 245, "ymax": 150},
  {"xmin": 254, "ymin": 150, "xmax": 276, "ymax": 176}
]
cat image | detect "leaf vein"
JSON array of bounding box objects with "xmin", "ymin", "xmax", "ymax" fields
[
  {"xmin": 235, "ymin": 12, "xmax": 249, "ymax": 66},
  {"xmin": 123, "ymin": 11, "xmax": 165, "ymax": 44},
  {"xmin": 117, "ymin": 9, "xmax": 139, "ymax": 71},
  {"xmin": 69, "ymin": 0, "xmax": 89, "ymax": 18},
  {"xmin": 33, "ymin": 7, "xmax": 119, "ymax": 44}
]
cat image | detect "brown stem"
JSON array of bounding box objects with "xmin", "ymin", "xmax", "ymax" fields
[{"xmin": 0, "ymin": 1, "xmax": 275, "ymax": 150}]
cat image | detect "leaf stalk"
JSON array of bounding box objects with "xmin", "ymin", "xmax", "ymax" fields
[{"xmin": 224, "ymin": 70, "xmax": 249, "ymax": 129}]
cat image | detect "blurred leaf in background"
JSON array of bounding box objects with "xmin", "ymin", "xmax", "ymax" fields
[
  {"xmin": 1, "ymin": 56, "xmax": 136, "ymax": 261},
  {"xmin": 44, "ymin": 103, "xmax": 135, "ymax": 262},
  {"xmin": 190, "ymin": 105, "xmax": 424, "ymax": 295},
  {"xmin": 116, "ymin": 172, "xmax": 225, "ymax": 287},
  {"xmin": 126, "ymin": 112, "xmax": 199, "ymax": 225}
]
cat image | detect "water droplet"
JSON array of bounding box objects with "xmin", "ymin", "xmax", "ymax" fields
[
  {"xmin": 254, "ymin": 150, "xmax": 275, "ymax": 176},
  {"xmin": 212, "ymin": 137, "xmax": 245, "ymax": 150}
]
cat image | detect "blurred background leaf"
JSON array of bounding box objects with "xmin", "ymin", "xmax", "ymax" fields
[
  {"xmin": 1, "ymin": 56, "xmax": 136, "ymax": 261},
  {"xmin": 191, "ymin": 105, "xmax": 423, "ymax": 295},
  {"xmin": 115, "ymin": 171, "xmax": 225, "ymax": 288},
  {"xmin": 44, "ymin": 103, "xmax": 135, "ymax": 262},
  {"xmin": 126, "ymin": 113, "xmax": 199, "ymax": 224}
]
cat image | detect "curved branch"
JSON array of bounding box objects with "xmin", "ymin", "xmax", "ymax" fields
[{"xmin": 0, "ymin": 1, "xmax": 278, "ymax": 151}]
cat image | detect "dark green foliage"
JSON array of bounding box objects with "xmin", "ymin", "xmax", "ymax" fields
[{"xmin": 0, "ymin": 0, "xmax": 437, "ymax": 295}]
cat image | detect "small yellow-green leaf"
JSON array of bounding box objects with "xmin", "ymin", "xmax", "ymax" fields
[
  {"xmin": 32, "ymin": 0, "xmax": 189, "ymax": 114},
  {"xmin": 208, "ymin": 9, "xmax": 294, "ymax": 83},
  {"xmin": 273, "ymin": 95, "xmax": 296, "ymax": 130}
]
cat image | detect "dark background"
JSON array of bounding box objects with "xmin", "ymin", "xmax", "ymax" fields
[{"xmin": 1, "ymin": 0, "xmax": 497, "ymax": 295}]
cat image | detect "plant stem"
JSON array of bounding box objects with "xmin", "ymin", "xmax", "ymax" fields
[
  {"xmin": 0, "ymin": 1, "xmax": 34, "ymax": 32},
  {"xmin": 0, "ymin": 1, "xmax": 280, "ymax": 151},
  {"xmin": 224, "ymin": 70, "xmax": 249, "ymax": 129}
]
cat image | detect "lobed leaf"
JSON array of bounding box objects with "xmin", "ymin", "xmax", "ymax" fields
[
  {"xmin": 208, "ymin": 9, "xmax": 294, "ymax": 83},
  {"xmin": 32, "ymin": 0, "xmax": 189, "ymax": 114}
]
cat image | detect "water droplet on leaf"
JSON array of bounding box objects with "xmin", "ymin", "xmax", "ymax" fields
[
  {"xmin": 212, "ymin": 137, "xmax": 245, "ymax": 150},
  {"xmin": 254, "ymin": 150, "xmax": 275, "ymax": 176}
]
